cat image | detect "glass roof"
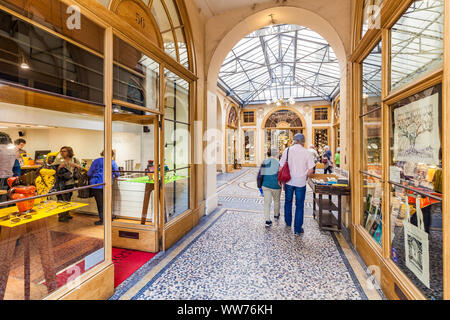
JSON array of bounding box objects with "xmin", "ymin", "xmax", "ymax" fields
[{"xmin": 218, "ymin": 24, "xmax": 340, "ymax": 106}]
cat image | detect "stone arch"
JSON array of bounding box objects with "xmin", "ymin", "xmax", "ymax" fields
[
  {"xmin": 261, "ymin": 106, "xmax": 307, "ymax": 130},
  {"xmin": 206, "ymin": 6, "xmax": 347, "ymax": 91},
  {"xmin": 204, "ymin": 6, "xmax": 349, "ymax": 214}
]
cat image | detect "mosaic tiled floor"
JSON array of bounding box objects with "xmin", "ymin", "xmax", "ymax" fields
[
  {"xmin": 111, "ymin": 168, "xmax": 384, "ymax": 300},
  {"xmin": 131, "ymin": 210, "xmax": 366, "ymax": 300}
]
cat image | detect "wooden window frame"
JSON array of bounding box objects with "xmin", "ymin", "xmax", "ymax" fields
[
  {"xmin": 241, "ymin": 109, "xmax": 256, "ymax": 126},
  {"xmin": 350, "ymin": 0, "xmax": 449, "ymax": 300},
  {"xmin": 312, "ymin": 105, "xmax": 331, "ymax": 124}
]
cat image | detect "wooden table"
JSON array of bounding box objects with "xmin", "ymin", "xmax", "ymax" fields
[
  {"xmin": 308, "ymin": 177, "xmax": 350, "ymax": 232},
  {"xmin": 0, "ymin": 200, "xmax": 87, "ymax": 300}
]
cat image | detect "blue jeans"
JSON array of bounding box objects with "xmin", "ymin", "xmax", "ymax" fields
[{"xmin": 284, "ymin": 185, "xmax": 306, "ymax": 233}]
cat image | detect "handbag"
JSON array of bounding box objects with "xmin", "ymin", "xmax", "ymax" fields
[
  {"xmin": 77, "ymin": 171, "xmax": 93, "ymax": 198},
  {"xmin": 322, "ymin": 157, "xmax": 328, "ymax": 164},
  {"xmin": 403, "ymin": 195, "xmax": 430, "ymax": 288},
  {"xmin": 277, "ymin": 147, "xmax": 291, "ymax": 184}
]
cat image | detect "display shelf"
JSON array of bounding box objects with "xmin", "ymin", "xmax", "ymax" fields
[{"xmin": 313, "ymin": 198, "xmax": 338, "ymax": 211}]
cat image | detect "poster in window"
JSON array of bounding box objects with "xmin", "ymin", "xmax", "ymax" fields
[{"xmin": 393, "ymin": 93, "xmax": 440, "ymax": 165}]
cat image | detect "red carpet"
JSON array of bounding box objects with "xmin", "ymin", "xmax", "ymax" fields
[{"xmin": 112, "ymin": 248, "xmax": 157, "ymax": 287}]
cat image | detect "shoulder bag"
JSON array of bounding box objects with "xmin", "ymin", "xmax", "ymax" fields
[
  {"xmin": 278, "ymin": 148, "xmax": 291, "ymax": 184},
  {"xmin": 403, "ymin": 195, "xmax": 430, "ymax": 288}
]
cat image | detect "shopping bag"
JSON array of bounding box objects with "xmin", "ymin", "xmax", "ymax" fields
[
  {"xmin": 403, "ymin": 196, "xmax": 430, "ymax": 288},
  {"xmin": 277, "ymin": 147, "xmax": 291, "ymax": 184}
]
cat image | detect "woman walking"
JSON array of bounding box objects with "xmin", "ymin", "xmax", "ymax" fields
[{"xmin": 259, "ymin": 148, "xmax": 282, "ymax": 227}]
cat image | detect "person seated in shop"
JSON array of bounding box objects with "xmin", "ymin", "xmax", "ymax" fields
[
  {"xmin": 52, "ymin": 146, "xmax": 81, "ymax": 222},
  {"xmin": 88, "ymin": 150, "xmax": 120, "ymax": 226},
  {"xmin": 14, "ymin": 138, "xmax": 27, "ymax": 165}
]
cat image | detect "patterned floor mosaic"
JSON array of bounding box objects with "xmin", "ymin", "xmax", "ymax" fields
[
  {"xmin": 111, "ymin": 168, "xmax": 385, "ymax": 300},
  {"xmin": 132, "ymin": 210, "xmax": 366, "ymax": 300}
]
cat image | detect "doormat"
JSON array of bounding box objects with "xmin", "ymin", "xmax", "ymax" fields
[{"xmin": 112, "ymin": 248, "xmax": 157, "ymax": 288}]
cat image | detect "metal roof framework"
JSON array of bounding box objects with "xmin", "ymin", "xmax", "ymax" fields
[
  {"xmin": 218, "ymin": 24, "xmax": 341, "ymax": 106},
  {"xmin": 362, "ymin": 0, "xmax": 444, "ymax": 97}
]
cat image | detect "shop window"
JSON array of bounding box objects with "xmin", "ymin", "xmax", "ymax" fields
[
  {"xmin": 164, "ymin": 69, "xmax": 190, "ymax": 220},
  {"xmin": 313, "ymin": 107, "xmax": 329, "ymax": 123},
  {"xmin": 0, "ymin": 100, "xmax": 106, "ymax": 300},
  {"xmin": 0, "ymin": 0, "xmax": 105, "ymax": 53},
  {"xmin": 359, "ymin": 40, "xmax": 382, "ymax": 237},
  {"xmin": 387, "ymin": 84, "xmax": 442, "ymax": 299},
  {"xmin": 242, "ymin": 110, "xmax": 255, "ymax": 125},
  {"xmin": 391, "ymin": 0, "xmax": 444, "ymax": 91},
  {"xmin": 0, "ymin": 8, "xmax": 104, "ymax": 104},
  {"xmin": 313, "ymin": 128, "xmax": 329, "ymax": 152},
  {"xmin": 226, "ymin": 128, "xmax": 237, "ymax": 166},
  {"xmin": 243, "ymin": 130, "xmax": 255, "ymax": 164},
  {"xmin": 113, "ymin": 36, "xmax": 160, "ymax": 110},
  {"xmin": 361, "ymin": 175, "xmax": 383, "ymax": 247}
]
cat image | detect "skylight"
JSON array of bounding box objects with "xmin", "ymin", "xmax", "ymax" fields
[{"xmin": 218, "ymin": 24, "xmax": 340, "ymax": 106}]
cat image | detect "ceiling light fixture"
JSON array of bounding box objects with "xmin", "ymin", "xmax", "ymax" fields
[{"xmin": 268, "ymin": 14, "xmax": 276, "ymax": 34}]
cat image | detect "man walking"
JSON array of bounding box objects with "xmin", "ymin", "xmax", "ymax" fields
[{"xmin": 279, "ymin": 134, "xmax": 315, "ymax": 235}]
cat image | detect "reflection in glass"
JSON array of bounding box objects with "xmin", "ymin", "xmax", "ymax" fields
[
  {"xmin": 0, "ymin": 9, "xmax": 104, "ymax": 104},
  {"xmin": 389, "ymin": 186, "xmax": 442, "ymax": 300},
  {"xmin": 176, "ymin": 28, "xmax": 189, "ymax": 69},
  {"xmin": 361, "ymin": 175, "xmax": 383, "ymax": 247},
  {"xmin": 164, "ymin": 69, "xmax": 190, "ymax": 221},
  {"xmin": 362, "ymin": 42, "xmax": 382, "ymax": 114},
  {"xmin": 164, "ymin": 168, "xmax": 189, "ymax": 221},
  {"xmin": 113, "ymin": 36, "xmax": 160, "ymax": 110},
  {"xmin": 165, "ymin": 70, "xmax": 189, "ymax": 123},
  {"xmin": 162, "ymin": 31, "xmax": 177, "ymax": 60},
  {"xmin": 391, "ymin": 0, "xmax": 444, "ymax": 91}
]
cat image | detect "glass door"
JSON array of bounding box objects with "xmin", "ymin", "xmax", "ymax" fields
[{"xmin": 111, "ymin": 110, "xmax": 160, "ymax": 252}]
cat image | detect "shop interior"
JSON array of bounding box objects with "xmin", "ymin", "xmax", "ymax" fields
[{"xmin": 0, "ymin": 101, "xmax": 106, "ymax": 300}]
